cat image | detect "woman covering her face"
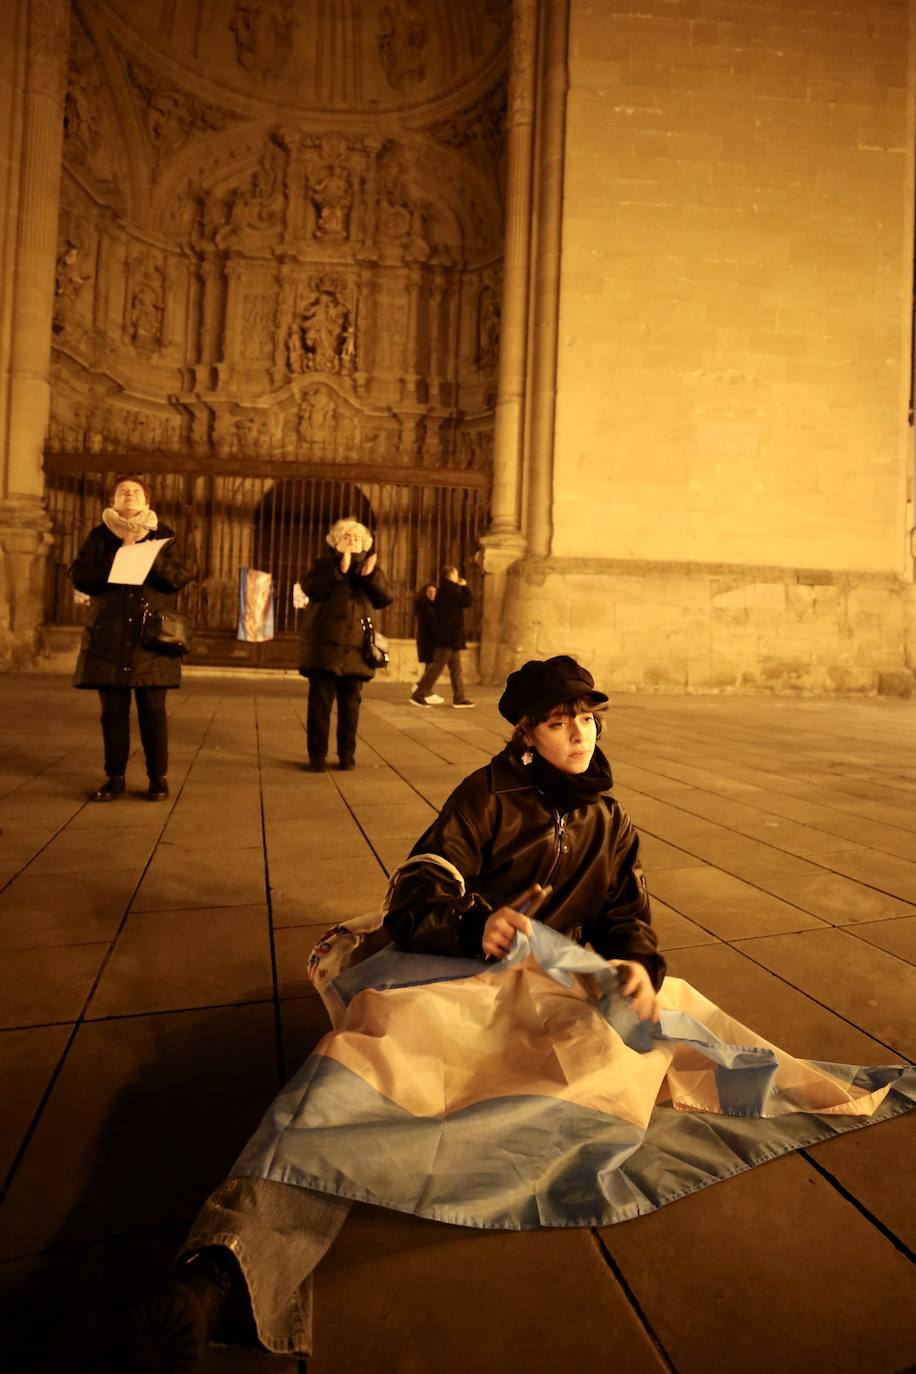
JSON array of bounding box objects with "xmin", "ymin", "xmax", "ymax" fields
[
  {"xmin": 297, "ymin": 518, "xmax": 393, "ymax": 771},
  {"xmin": 68, "ymin": 474, "xmax": 195, "ymax": 801}
]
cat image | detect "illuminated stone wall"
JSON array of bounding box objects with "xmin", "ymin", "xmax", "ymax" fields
[{"xmin": 495, "ymin": 0, "xmax": 916, "ymax": 694}]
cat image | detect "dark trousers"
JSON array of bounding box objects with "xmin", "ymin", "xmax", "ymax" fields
[
  {"xmin": 306, "ymin": 671, "xmax": 363, "ymax": 762},
  {"xmin": 416, "ymin": 647, "xmax": 465, "ymax": 702},
  {"xmin": 98, "ymin": 686, "xmax": 168, "ymax": 779}
]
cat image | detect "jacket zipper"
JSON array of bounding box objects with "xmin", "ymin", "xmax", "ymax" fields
[{"xmin": 543, "ymin": 810, "xmax": 568, "ymax": 891}]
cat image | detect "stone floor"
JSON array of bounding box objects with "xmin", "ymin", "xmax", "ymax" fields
[{"xmin": 1, "ymin": 672, "xmax": 915, "ymax": 1374}]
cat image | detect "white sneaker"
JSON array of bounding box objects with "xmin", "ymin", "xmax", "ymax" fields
[
  {"xmin": 453, "ymin": 700, "xmax": 476, "ymax": 709},
  {"xmin": 425, "ymin": 694, "xmax": 445, "ymax": 705}
]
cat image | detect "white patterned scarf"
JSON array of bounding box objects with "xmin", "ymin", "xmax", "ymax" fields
[{"xmin": 101, "ymin": 507, "xmax": 159, "ymax": 542}]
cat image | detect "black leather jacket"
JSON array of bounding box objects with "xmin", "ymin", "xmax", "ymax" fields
[{"xmin": 384, "ymin": 747, "xmax": 666, "ymax": 989}]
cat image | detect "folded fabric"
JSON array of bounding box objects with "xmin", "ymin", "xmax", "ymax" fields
[{"xmin": 235, "ymin": 922, "xmax": 916, "ymax": 1230}]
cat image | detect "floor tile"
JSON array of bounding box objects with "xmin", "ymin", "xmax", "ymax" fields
[
  {"xmin": 733, "ymin": 926, "xmax": 916, "ymax": 1060},
  {"xmin": 0, "ymin": 870, "xmax": 138, "ymax": 949},
  {"xmin": 132, "ymin": 844, "xmax": 266, "ymax": 912},
  {"xmin": 88, "ymin": 905, "xmax": 274, "ymax": 1017},
  {"xmin": 650, "ymin": 899, "xmax": 718, "ymax": 951},
  {"xmin": 0, "ymin": 1005, "xmax": 279, "ymax": 1261},
  {"xmin": 313, "ymin": 1205, "xmax": 666, "ymax": 1374},
  {"xmin": 847, "ymin": 914, "xmax": 916, "ymax": 963},
  {"xmin": 664, "ymin": 943, "xmax": 890, "ymax": 1064},
  {"xmin": 0, "ymin": 944, "xmax": 107, "ymax": 1030},
  {"xmin": 270, "ymin": 855, "xmax": 388, "ymax": 927},
  {"xmin": 759, "ymin": 868, "xmax": 916, "ymax": 925},
  {"xmin": 601, "ymin": 1153, "xmax": 916, "ymax": 1374},
  {"xmin": 0, "ymin": 1025, "xmax": 71, "ymax": 1178},
  {"xmin": 649, "ymin": 866, "xmax": 825, "ymax": 940}
]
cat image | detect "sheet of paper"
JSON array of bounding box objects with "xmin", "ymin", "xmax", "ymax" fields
[{"xmin": 107, "ymin": 536, "xmax": 172, "ymax": 585}]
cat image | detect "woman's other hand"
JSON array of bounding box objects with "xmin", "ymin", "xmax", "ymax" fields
[
  {"xmin": 361, "ymin": 552, "xmax": 377, "ymax": 576},
  {"xmin": 609, "ymin": 959, "xmax": 660, "ymax": 1022},
  {"xmin": 482, "ymin": 909, "xmax": 532, "ymax": 959}
]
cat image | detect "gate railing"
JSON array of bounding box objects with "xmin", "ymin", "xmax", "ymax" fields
[{"xmin": 43, "ymin": 451, "xmax": 489, "ymax": 651}]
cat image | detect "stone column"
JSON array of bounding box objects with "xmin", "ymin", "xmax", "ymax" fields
[
  {"xmin": 526, "ymin": 0, "xmax": 568, "ymax": 560},
  {"xmin": 478, "ymin": 0, "xmax": 538, "ymax": 679},
  {"xmin": 0, "ymin": 0, "xmax": 71, "ymax": 666}
]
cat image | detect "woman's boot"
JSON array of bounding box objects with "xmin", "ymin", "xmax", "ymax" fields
[{"xmin": 110, "ymin": 1247, "xmax": 240, "ymax": 1373}]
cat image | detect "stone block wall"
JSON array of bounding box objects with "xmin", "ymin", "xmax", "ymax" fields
[
  {"xmin": 554, "ymin": 0, "xmax": 913, "ymax": 574},
  {"xmin": 497, "ymin": 558, "xmax": 916, "ymax": 695}
]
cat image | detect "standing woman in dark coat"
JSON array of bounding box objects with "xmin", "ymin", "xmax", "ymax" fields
[
  {"xmin": 69, "ymin": 474, "xmax": 195, "ymax": 801},
  {"xmin": 298, "ymin": 518, "xmax": 393, "ymax": 772}
]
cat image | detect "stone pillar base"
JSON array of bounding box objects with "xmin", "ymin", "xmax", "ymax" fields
[
  {"xmin": 0, "ymin": 496, "xmax": 54, "ymax": 669},
  {"xmin": 478, "ymin": 529, "xmax": 528, "ymax": 684},
  {"xmin": 496, "ymin": 555, "xmax": 916, "ymax": 696}
]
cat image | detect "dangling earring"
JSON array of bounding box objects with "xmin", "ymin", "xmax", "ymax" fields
[{"xmin": 521, "ymin": 748, "xmax": 534, "ymax": 766}]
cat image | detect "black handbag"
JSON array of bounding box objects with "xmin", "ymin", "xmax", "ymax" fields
[
  {"xmin": 140, "ymin": 603, "xmax": 193, "ymax": 657},
  {"xmin": 360, "ymin": 615, "xmax": 389, "ymax": 670}
]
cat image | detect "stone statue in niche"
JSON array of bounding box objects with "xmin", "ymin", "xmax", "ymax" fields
[
  {"xmin": 53, "ymin": 242, "xmax": 91, "ymax": 334},
  {"xmin": 378, "ymin": 0, "xmax": 428, "ymax": 92},
  {"xmin": 129, "ymin": 275, "xmax": 164, "ymax": 349},
  {"xmin": 230, "ymin": 0, "xmax": 295, "ymax": 82},
  {"xmin": 288, "ymin": 281, "xmax": 353, "ymax": 376},
  {"xmin": 376, "ymin": 142, "xmax": 413, "ymax": 240},
  {"xmin": 233, "ymin": 412, "xmax": 271, "ymax": 454},
  {"xmin": 310, "ymin": 163, "xmax": 353, "ymax": 240},
  {"xmin": 297, "ymin": 386, "xmax": 336, "ymax": 448},
  {"xmin": 476, "ymin": 279, "xmax": 500, "ymax": 371}
]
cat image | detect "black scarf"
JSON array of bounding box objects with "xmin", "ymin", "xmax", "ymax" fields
[{"xmin": 530, "ymin": 745, "xmax": 613, "ymax": 816}]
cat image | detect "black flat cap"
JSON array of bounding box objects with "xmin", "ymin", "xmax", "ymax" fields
[{"xmin": 498, "ymin": 655, "xmax": 608, "ymax": 724}]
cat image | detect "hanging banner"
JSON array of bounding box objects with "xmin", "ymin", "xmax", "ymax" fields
[{"xmin": 237, "ymin": 567, "xmax": 275, "ymax": 642}]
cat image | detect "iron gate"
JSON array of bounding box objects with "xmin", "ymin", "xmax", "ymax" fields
[{"xmin": 43, "ymin": 452, "xmax": 489, "ymax": 668}]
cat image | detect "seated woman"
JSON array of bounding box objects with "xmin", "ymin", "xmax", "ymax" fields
[
  {"xmin": 113, "ymin": 657, "xmax": 915, "ymax": 1372},
  {"xmin": 114, "ymin": 655, "xmax": 662, "ymax": 1370}
]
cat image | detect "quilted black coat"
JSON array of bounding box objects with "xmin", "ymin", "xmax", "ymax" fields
[
  {"xmin": 298, "ymin": 554, "xmax": 393, "ymax": 680},
  {"xmin": 69, "ymin": 523, "xmax": 196, "ymax": 689}
]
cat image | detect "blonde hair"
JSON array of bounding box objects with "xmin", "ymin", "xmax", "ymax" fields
[{"xmin": 326, "ymin": 518, "xmax": 373, "ymax": 553}]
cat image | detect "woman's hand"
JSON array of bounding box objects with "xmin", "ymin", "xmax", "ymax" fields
[
  {"xmin": 361, "ymin": 552, "xmax": 377, "ymax": 576},
  {"xmin": 482, "ymin": 883, "xmax": 544, "ymax": 959},
  {"xmin": 339, "ymin": 550, "xmax": 351, "ymax": 573},
  {"xmin": 609, "ymin": 959, "xmax": 660, "ymax": 1022}
]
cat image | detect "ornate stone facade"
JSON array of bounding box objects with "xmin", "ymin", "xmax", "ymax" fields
[{"xmin": 43, "ymin": 1, "xmax": 509, "ymax": 477}]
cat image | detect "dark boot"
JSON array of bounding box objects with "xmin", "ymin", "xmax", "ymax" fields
[
  {"xmin": 338, "ymin": 755, "xmax": 356, "ymax": 770},
  {"xmin": 90, "ymin": 775, "xmax": 125, "ymax": 803},
  {"xmin": 111, "ymin": 1247, "xmax": 239, "ymax": 1373},
  {"xmin": 147, "ymin": 778, "xmax": 169, "ymax": 801},
  {"xmin": 306, "ymin": 756, "xmax": 327, "ymax": 772}
]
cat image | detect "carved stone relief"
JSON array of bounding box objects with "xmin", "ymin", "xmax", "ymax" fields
[
  {"xmin": 287, "ymin": 278, "xmax": 354, "ymax": 377},
  {"xmin": 127, "ymin": 253, "xmax": 165, "ymax": 349},
  {"xmin": 378, "ymin": 1, "xmax": 428, "ymax": 93},
  {"xmin": 48, "ymin": 8, "xmax": 506, "ymax": 483},
  {"xmin": 241, "ymin": 294, "xmax": 276, "ymax": 362},
  {"xmin": 476, "ymin": 274, "xmax": 500, "ymax": 372},
  {"xmin": 426, "ymin": 80, "xmax": 508, "ymax": 193},
  {"xmin": 229, "ymin": 0, "xmax": 297, "ymax": 82},
  {"xmin": 128, "ymin": 57, "xmax": 236, "ymax": 175}
]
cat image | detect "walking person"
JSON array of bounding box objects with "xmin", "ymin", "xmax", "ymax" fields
[
  {"xmin": 411, "ymin": 581, "xmax": 444, "ymax": 705},
  {"xmin": 409, "ymin": 564, "xmax": 475, "ymax": 708},
  {"xmin": 298, "ymin": 518, "xmax": 393, "ymax": 771},
  {"xmin": 69, "ymin": 474, "xmax": 195, "ymax": 802}
]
